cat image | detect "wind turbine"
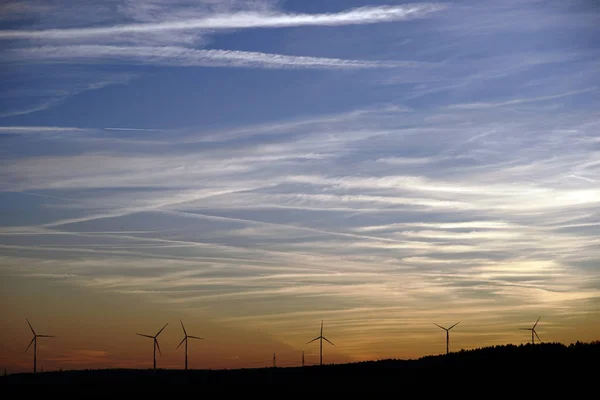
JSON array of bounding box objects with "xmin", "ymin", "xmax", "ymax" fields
[
  {"xmin": 136, "ymin": 323, "xmax": 168, "ymax": 370},
  {"xmin": 306, "ymin": 320, "xmax": 335, "ymax": 366},
  {"xmin": 25, "ymin": 318, "xmax": 55, "ymax": 373},
  {"xmin": 434, "ymin": 321, "xmax": 460, "ymax": 355},
  {"xmin": 520, "ymin": 316, "xmax": 541, "ymax": 344},
  {"xmin": 176, "ymin": 320, "xmax": 203, "ymax": 370}
]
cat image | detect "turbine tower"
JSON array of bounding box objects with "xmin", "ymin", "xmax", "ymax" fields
[
  {"xmin": 136, "ymin": 323, "xmax": 168, "ymax": 370},
  {"xmin": 520, "ymin": 316, "xmax": 541, "ymax": 344},
  {"xmin": 434, "ymin": 321, "xmax": 460, "ymax": 355},
  {"xmin": 25, "ymin": 319, "xmax": 55, "ymax": 374},
  {"xmin": 306, "ymin": 320, "xmax": 335, "ymax": 366},
  {"xmin": 176, "ymin": 320, "xmax": 203, "ymax": 370}
]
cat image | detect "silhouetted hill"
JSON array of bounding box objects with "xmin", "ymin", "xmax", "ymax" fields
[{"xmin": 2, "ymin": 341, "xmax": 598, "ymax": 386}]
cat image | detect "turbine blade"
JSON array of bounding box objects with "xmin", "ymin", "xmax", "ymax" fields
[
  {"xmin": 323, "ymin": 337, "xmax": 335, "ymax": 347},
  {"xmin": 448, "ymin": 321, "xmax": 460, "ymax": 330},
  {"xmin": 155, "ymin": 322, "xmax": 168, "ymax": 337},
  {"xmin": 26, "ymin": 318, "xmax": 36, "ymax": 335},
  {"xmin": 433, "ymin": 323, "xmax": 446, "ymax": 330},
  {"xmin": 180, "ymin": 320, "xmax": 187, "ymax": 336},
  {"xmin": 519, "ymin": 328, "xmax": 531, "ymax": 331},
  {"xmin": 136, "ymin": 333, "xmax": 154, "ymax": 339},
  {"xmin": 155, "ymin": 339, "xmax": 162, "ymax": 356},
  {"xmin": 36, "ymin": 335, "xmax": 55, "ymax": 338},
  {"xmin": 26, "ymin": 337, "xmax": 35, "ymax": 352},
  {"xmin": 534, "ymin": 330, "xmax": 541, "ymax": 342},
  {"xmin": 176, "ymin": 337, "xmax": 186, "ymax": 350},
  {"xmin": 533, "ymin": 316, "xmax": 541, "ymax": 330},
  {"xmin": 306, "ymin": 336, "xmax": 320, "ymax": 344},
  {"xmin": 188, "ymin": 336, "xmax": 204, "ymax": 340}
]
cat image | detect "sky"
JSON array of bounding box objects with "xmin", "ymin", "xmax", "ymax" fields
[{"xmin": 1, "ymin": 0, "xmax": 599, "ymax": 373}]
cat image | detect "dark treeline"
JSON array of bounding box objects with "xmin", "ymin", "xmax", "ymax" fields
[{"xmin": 1, "ymin": 341, "xmax": 598, "ymax": 386}]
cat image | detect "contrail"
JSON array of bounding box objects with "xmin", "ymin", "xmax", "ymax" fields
[
  {"xmin": 104, "ymin": 127, "xmax": 164, "ymax": 132},
  {"xmin": 9, "ymin": 45, "xmax": 429, "ymax": 69},
  {"xmin": 0, "ymin": 126, "xmax": 83, "ymax": 133},
  {"xmin": 0, "ymin": 4, "xmax": 447, "ymax": 40}
]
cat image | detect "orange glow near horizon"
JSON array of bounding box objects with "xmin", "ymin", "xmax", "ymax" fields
[{"xmin": 1, "ymin": 273, "xmax": 599, "ymax": 374}]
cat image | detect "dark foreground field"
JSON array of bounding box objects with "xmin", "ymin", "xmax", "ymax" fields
[{"xmin": 2, "ymin": 341, "xmax": 598, "ymax": 386}]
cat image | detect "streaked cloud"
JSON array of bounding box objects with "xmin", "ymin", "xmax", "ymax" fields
[
  {"xmin": 0, "ymin": 72, "xmax": 136, "ymax": 118},
  {"xmin": 0, "ymin": 3, "xmax": 446, "ymax": 40},
  {"xmin": 0, "ymin": 98, "xmax": 65, "ymax": 119},
  {"xmin": 447, "ymin": 88, "xmax": 599, "ymax": 110},
  {"xmin": 7, "ymin": 45, "xmax": 428, "ymax": 69},
  {"xmin": 103, "ymin": 127, "xmax": 165, "ymax": 132},
  {"xmin": 1, "ymin": 0, "xmax": 599, "ymax": 370},
  {"xmin": 0, "ymin": 2, "xmax": 442, "ymax": 117},
  {"xmin": 0, "ymin": 126, "xmax": 85, "ymax": 133}
]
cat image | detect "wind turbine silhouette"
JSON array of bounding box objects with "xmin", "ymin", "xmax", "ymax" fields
[
  {"xmin": 176, "ymin": 320, "xmax": 203, "ymax": 370},
  {"xmin": 520, "ymin": 316, "xmax": 541, "ymax": 344},
  {"xmin": 136, "ymin": 323, "xmax": 168, "ymax": 370},
  {"xmin": 25, "ymin": 319, "xmax": 55, "ymax": 373},
  {"xmin": 434, "ymin": 321, "xmax": 460, "ymax": 355},
  {"xmin": 306, "ymin": 320, "xmax": 335, "ymax": 366}
]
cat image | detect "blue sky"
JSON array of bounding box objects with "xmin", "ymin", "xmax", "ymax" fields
[{"xmin": 1, "ymin": 0, "xmax": 600, "ymax": 369}]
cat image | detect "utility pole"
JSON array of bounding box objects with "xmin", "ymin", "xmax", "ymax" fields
[
  {"xmin": 302, "ymin": 350, "xmax": 305, "ymax": 367},
  {"xmin": 273, "ymin": 352, "xmax": 276, "ymax": 368}
]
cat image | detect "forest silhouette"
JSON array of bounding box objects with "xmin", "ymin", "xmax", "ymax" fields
[{"xmin": 2, "ymin": 340, "xmax": 598, "ymax": 385}]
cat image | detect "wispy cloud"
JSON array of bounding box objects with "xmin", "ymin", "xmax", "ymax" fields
[
  {"xmin": 567, "ymin": 174, "xmax": 595, "ymax": 183},
  {"xmin": 0, "ymin": 126, "xmax": 84, "ymax": 133},
  {"xmin": 447, "ymin": 88, "xmax": 599, "ymax": 110},
  {"xmin": 0, "ymin": 1, "xmax": 54, "ymax": 20},
  {"xmin": 0, "ymin": 73, "xmax": 136, "ymax": 119},
  {"xmin": 1, "ymin": 0, "xmax": 600, "ymax": 368},
  {"xmin": 7, "ymin": 45, "xmax": 429, "ymax": 69},
  {"xmin": 0, "ymin": 4, "xmax": 446, "ymax": 40},
  {"xmin": 0, "ymin": 2, "xmax": 443, "ymax": 119},
  {"xmin": 103, "ymin": 127, "xmax": 165, "ymax": 132},
  {"xmin": 0, "ymin": 98, "xmax": 65, "ymax": 119}
]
